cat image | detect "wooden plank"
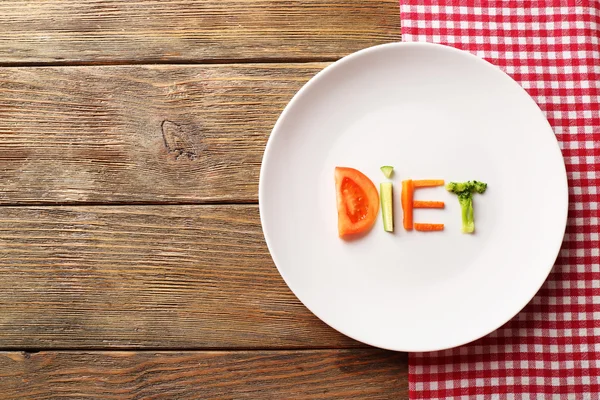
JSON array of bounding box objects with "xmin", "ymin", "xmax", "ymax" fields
[
  {"xmin": 0, "ymin": 205, "xmax": 361, "ymax": 348},
  {"xmin": 0, "ymin": 64, "xmax": 325, "ymax": 204},
  {"xmin": 0, "ymin": 0, "xmax": 400, "ymax": 64},
  {"xmin": 0, "ymin": 350, "xmax": 409, "ymax": 399}
]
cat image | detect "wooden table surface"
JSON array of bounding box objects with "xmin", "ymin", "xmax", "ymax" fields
[{"xmin": 0, "ymin": 1, "xmax": 407, "ymax": 398}]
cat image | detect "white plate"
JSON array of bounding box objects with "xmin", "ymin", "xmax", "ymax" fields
[{"xmin": 259, "ymin": 42, "xmax": 568, "ymax": 352}]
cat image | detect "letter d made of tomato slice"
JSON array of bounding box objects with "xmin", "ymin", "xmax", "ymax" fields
[{"xmin": 334, "ymin": 167, "xmax": 380, "ymax": 238}]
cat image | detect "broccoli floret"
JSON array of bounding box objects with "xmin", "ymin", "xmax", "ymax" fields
[
  {"xmin": 446, "ymin": 181, "xmax": 488, "ymax": 233},
  {"xmin": 471, "ymin": 180, "xmax": 487, "ymax": 194}
]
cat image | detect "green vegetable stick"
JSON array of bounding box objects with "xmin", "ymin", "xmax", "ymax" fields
[{"xmin": 380, "ymin": 182, "xmax": 394, "ymax": 232}]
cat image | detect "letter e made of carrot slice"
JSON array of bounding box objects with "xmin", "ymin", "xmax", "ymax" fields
[{"xmin": 404, "ymin": 179, "xmax": 445, "ymax": 231}]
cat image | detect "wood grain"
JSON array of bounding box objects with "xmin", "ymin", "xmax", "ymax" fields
[
  {"xmin": 0, "ymin": 0, "xmax": 400, "ymax": 65},
  {"xmin": 0, "ymin": 205, "xmax": 361, "ymax": 349},
  {"xmin": 0, "ymin": 350, "xmax": 408, "ymax": 399},
  {"xmin": 0, "ymin": 64, "xmax": 325, "ymax": 204}
]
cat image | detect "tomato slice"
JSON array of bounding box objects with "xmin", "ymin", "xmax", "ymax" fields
[{"xmin": 334, "ymin": 167, "xmax": 380, "ymax": 238}]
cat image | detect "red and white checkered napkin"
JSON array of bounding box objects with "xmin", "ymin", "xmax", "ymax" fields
[{"xmin": 400, "ymin": 1, "xmax": 600, "ymax": 398}]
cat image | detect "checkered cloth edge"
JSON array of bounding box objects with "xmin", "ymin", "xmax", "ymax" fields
[{"xmin": 400, "ymin": 1, "xmax": 600, "ymax": 398}]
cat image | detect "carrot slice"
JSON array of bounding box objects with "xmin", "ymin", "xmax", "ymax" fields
[
  {"xmin": 401, "ymin": 180, "xmax": 414, "ymax": 230},
  {"xmin": 413, "ymin": 179, "xmax": 445, "ymax": 188},
  {"xmin": 413, "ymin": 200, "xmax": 445, "ymax": 209},
  {"xmin": 414, "ymin": 223, "xmax": 444, "ymax": 231}
]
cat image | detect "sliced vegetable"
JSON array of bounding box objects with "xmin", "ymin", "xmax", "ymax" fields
[
  {"xmin": 401, "ymin": 179, "xmax": 414, "ymax": 230},
  {"xmin": 413, "ymin": 200, "xmax": 445, "ymax": 209},
  {"xmin": 334, "ymin": 167, "xmax": 380, "ymax": 238},
  {"xmin": 446, "ymin": 181, "xmax": 488, "ymax": 233},
  {"xmin": 413, "ymin": 179, "xmax": 445, "ymax": 188},
  {"xmin": 380, "ymin": 166, "xmax": 394, "ymax": 179},
  {"xmin": 414, "ymin": 223, "xmax": 444, "ymax": 231},
  {"xmin": 380, "ymin": 182, "xmax": 393, "ymax": 232}
]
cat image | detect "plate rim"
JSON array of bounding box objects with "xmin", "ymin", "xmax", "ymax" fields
[{"xmin": 258, "ymin": 41, "xmax": 569, "ymax": 352}]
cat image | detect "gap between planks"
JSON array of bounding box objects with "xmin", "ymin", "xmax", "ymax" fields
[
  {"xmin": 0, "ymin": 201, "xmax": 260, "ymax": 208},
  {"xmin": 11, "ymin": 347, "xmax": 383, "ymax": 353},
  {"xmin": 0, "ymin": 57, "xmax": 341, "ymax": 68}
]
